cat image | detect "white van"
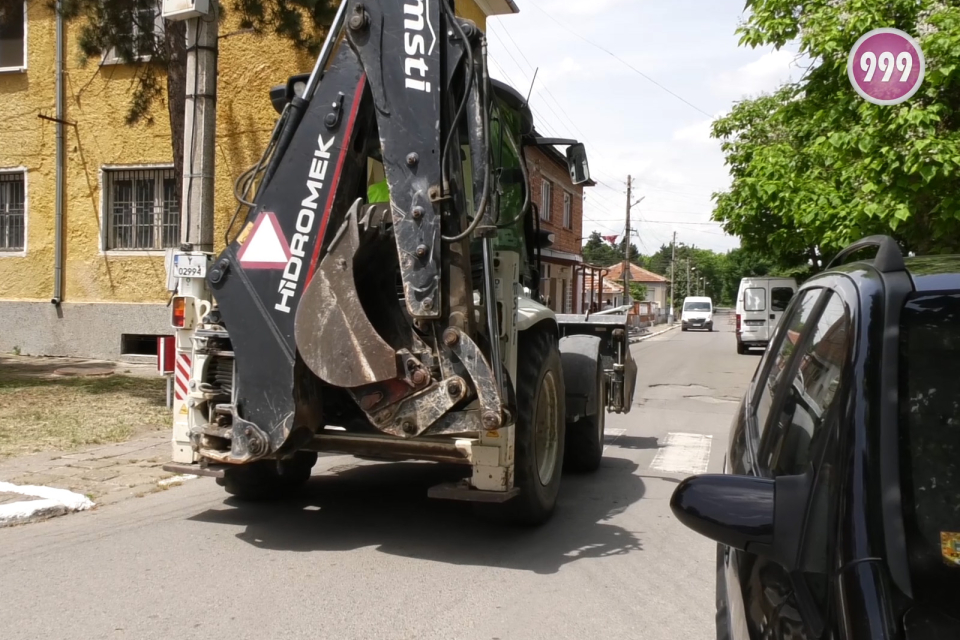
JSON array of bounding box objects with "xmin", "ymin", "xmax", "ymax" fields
[
  {"xmin": 735, "ymin": 277, "xmax": 797, "ymax": 354},
  {"xmin": 680, "ymin": 296, "xmax": 714, "ymax": 332}
]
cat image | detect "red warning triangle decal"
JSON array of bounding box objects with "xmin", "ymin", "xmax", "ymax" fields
[{"xmin": 237, "ymin": 212, "xmax": 291, "ymax": 270}]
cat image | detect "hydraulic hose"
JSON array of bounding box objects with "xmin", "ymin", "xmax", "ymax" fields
[
  {"xmin": 442, "ymin": 36, "xmax": 492, "ymax": 243},
  {"xmin": 440, "ymin": 0, "xmax": 474, "ymax": 188}
]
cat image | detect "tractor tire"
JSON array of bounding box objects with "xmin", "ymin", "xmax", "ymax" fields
[
  {"xmin": 482, "ymin": 329, "xmax": 566, "ymax": 525},
  {"xmin": 564, "ymin": 363, "xmax": 605, "ymax": 473},
  {"xmin": 216, "ymin": 451, "xmax": 318, "ymax": 501}
]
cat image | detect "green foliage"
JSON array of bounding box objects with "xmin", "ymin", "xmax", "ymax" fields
[
  {"xmin": 714, "ymin": 0, "xmax": 960, "ymax": 269},
  {"xmin": 628, "ymin": 282, "xmax": 648, "ymax": 302},
  {"xmin": 56, "ymin": 1, "xmax": 336, "ymax": 125},
  {"xmin": 581, "ymin": 231, "xmax": 639, "ymax": 267},
  {"xmin": 233, "ymin": 0, "xmax": 339, "ymax": 53},
  {"xmin": 59, "ymin": 0, "xmax": 177, "ymax": 126}
]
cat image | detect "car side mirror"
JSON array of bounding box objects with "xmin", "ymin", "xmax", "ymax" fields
[
  {"xmin": 566, "ymin": 143, "xmax": 591, "ymax": 185},
  {"xmin": 670, "ymin": 473, "xmax": 811, "ymax": 572}
]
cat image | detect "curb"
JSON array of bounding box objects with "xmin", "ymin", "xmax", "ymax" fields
[
  {"xmin": 0, "ymin": 481, "xmax": 95, "ymax": 528},
  {"xmin": 629, "ymin": 324, "xmax": 678, "ymax": 344}
]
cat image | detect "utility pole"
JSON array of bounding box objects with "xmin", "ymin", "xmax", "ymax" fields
[
  {"xmin": 669, "ymin": 231, "xmax": 676, "ymax": 323},
  {"xmin": 179, "ymin": 3, "xmax": 219, "ymax": 251},
  {"xmin": 623, "ymin": 175, "xmax": 632, "ymax": 307},
  {"xmin": 686, "ymin": 258, "xmax": 691, "ymax": 300}
]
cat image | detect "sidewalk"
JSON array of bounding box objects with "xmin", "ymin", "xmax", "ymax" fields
[
  {"xmin": 0, "ymin": 431, "xmax": 182, "ymax": 509},
  {"xmin": 630, "ymin": 323, "xmax": 678, "ymax": 344}
]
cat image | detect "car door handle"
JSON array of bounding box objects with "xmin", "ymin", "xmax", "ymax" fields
[{"xmin": 769, "ymin": 314, "xmax": 775, "ymax": 320}]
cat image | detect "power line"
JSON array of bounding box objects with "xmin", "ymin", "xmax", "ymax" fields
[
  {"xmin": 526, "ymin": 0, "xmax": 713, "ymax": 118},
  {"xmin": 638, "ymin": 182, "xmax": 717, "ymax": 200},
  {"xmin": 642, "ymin": 213, "xmax": 724, "ymax": 219},
  {"xmin": 487, "ymin": 30, "xmax": 575, "ymax": 141},
  {"xmin": 490, "ymin": 23, "xmax": 604, "ymax": 161},
  {"xmin": 487, "ymin": 26, "xmax": 630, "ymax": 192},
  {"xmin": 588, "ymin": 217, "xmax": 724, "ymax": 227},
  {"xmin": 489, "ymin": 55, "xmax": 567, "ymax": 142},
  {"xmin": 490, "ymin": 55, "xmax": 629, "ymax": 222}
]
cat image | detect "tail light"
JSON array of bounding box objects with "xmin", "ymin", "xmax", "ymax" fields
[
  {"xmin": 172, "ymin": 296, "xmax": 187, "ymax": 328},
  {"xmin": 736, "ymin": 314, "xmax": 742, "ymax": 333}
]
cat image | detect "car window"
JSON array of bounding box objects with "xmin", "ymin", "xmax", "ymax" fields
[
  {"xmin": 899, "ymin": 292, "xmax": 960, "ymax": 610},
  {"xmin": 752, "ymin": 289, "xmax": 823, "ymax": 441},
  {"xmin": 762, "ymin": 293, "xmax": 851, "ymax": 626},
  {"xmin": 684, "ymin": 301, "xmax": 711, "ymax": 311},
  {"xmin": 765, "ymin": 293, "xmax": 850, "ymax": 476},
  {"xmin": 797, "ymin": 402, "xmax": 844, "ymax": 629},
  {"xmin": 771, "ymin": 287, "xmax": 794, "ymax": 312},
  {"xmin": 744, "ymin": 288, "xmax": 766, "ymax": 312}
]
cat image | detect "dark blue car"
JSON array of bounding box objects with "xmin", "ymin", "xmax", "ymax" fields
[{"xmin": 670, "ymin": 236, "xmax": 960, "ymax": 639}]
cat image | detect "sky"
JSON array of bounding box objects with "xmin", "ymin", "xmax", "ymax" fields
[{"xmin": 485, "ymin": 0, "xmax": 802, "ymax": 255}]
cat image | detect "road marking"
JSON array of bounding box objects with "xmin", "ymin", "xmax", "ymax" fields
[
  {"xmin": 0, "ymin": 482, "xmax": 94, "ymax": 528},
  {"xmin": 603, "ymin": 428, "xmax": 627, "ymax": 452},
  {"xmin": 649, "ymin": 432, "xmax": 713, "ymax": 474},
  {"xmin": 157, "ymin": 474, "xmax": 198, "ymax": 488}
]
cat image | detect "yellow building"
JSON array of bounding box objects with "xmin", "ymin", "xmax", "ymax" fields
[{"xmin": 0, "ymin": 0, "xmax": 517, "ymax": 360}]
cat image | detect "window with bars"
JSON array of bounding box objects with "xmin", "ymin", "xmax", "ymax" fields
[
  {"xmin": 540, "ymin": 179, "xmax": 552, "ymax": 221},
  {"xmin": 0, "ymin": 172, "xmax": 25, "ymax": 251},
  {"xmin": 103, "ymin": 6, "xmax": 163, "ymax": 64},
  {"xmin": 563, "ymin": 192, "xmax": 572, "ymax": 229},
  {"xmin": 0, "ymin": 1, "xmax": 26, "ymax": 70},
  {"xmin": 103, "ymin": 168, "xmax": 180, "ymax": 251}
]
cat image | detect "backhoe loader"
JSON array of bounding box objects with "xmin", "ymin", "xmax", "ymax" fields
[{"xmin": 164, "ymin": 0, "xmax": 636, "ymax": 523}]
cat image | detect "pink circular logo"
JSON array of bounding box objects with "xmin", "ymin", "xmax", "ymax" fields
[{"xmin": 848, "ymin": 28, "xmax": 925, "ymax": 105}]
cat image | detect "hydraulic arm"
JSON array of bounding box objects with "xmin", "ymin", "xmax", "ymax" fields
[{"xmin": 197, "ymin": 0, "xmax": 517, "ymax": 464}]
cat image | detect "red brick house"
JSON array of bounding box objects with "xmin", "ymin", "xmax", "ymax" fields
[{"xmin": 525, "ymin": 142, "xmax": 593, "ymax": 313}]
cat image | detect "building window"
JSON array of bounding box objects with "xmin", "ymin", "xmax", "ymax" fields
[
  {"xmin": 103, "ymin": 6, "xmax": 163, "ymax": 64},
  {"xmin": 563, "ymin": 192, "xmax": 572, "ymax": 229},
  {"xmin": 0, "ymin": 1, "xmax": 26, "ymax": 70},
  {"xmin": 540, "ymin": 179, "xmax": 552, "ymax": 221},
  {"xmin": 0, "ymin": 171, "xmax": 25, "ymax": 251},
  {"xmin": 103, "ymin": 167, "xmax": 180, "ymax": 251}
]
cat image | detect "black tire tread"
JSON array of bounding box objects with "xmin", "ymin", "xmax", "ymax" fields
[
  {"xmin": 565, "ymin": 362, "xmax": 604, "ymax": 473},
  {"xmin": 216, "ymin": 451, "xmax": 318, "ymax": 501},
  {"xmin": 489, "ymin": 328, "xmax": 566, "ymax": 525}
]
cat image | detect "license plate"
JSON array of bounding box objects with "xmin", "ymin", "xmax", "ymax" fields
[{"xmin": 174, "ymin": 254, "xmax": 206, "ymax": 278}]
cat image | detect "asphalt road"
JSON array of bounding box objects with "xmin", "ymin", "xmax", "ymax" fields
[{"xmin": 0, "ymin": 317, "xmax": 760, "ymax": 640}]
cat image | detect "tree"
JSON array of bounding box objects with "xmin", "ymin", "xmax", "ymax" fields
[
  {"xmin": 628, "ymin": 282, "xmax": 648, "ymax": 302},
  {"xmin": 645, "ymin": 243, "xmax": 673, "ymax": 277},
  {"xmin": 25, "ymin": 0, "xmax": 339, "ymax": 204},
  {"xmin": 582, "ymin": 231, "xmax": 624, "ymax": 267},
  {"xmin": 713, "ymin": 0, "xmax": 960, "ymax": 269}
]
